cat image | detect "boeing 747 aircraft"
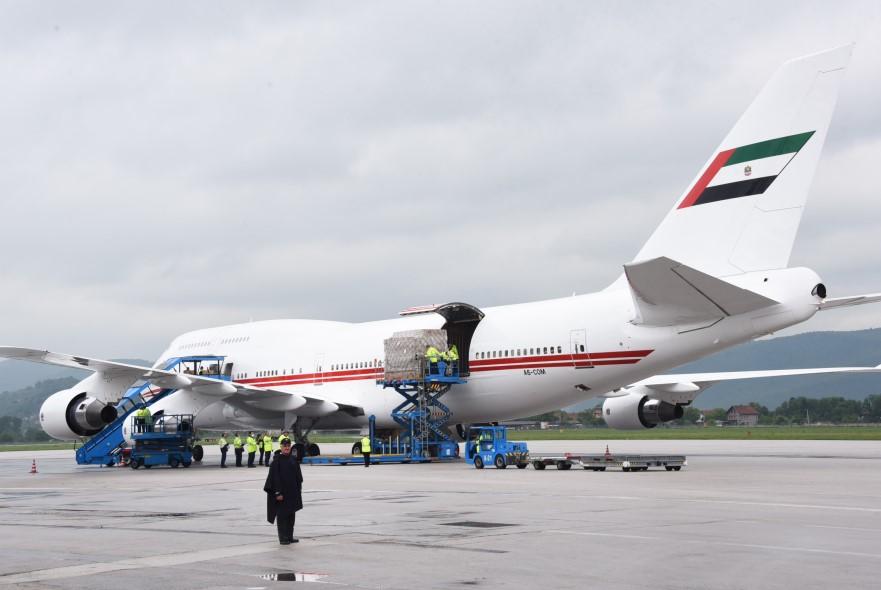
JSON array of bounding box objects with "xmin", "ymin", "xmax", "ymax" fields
[{"xmin": 3, "ymin": 46, "xmax": 880, "ymax": 456}]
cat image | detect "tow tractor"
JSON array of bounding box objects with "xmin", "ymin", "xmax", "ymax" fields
[
  {"xmin": 128, "ymin": 414, "xmax": 195, "ymax": 469},
  {"xmin": 464, "ymin": 425, "xmax": 530, "ymax": 469}
]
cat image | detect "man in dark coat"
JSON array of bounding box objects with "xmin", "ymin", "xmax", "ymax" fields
[{"xmin": 263, "ymin": 438, "xmax": 303, "ymax": 545}]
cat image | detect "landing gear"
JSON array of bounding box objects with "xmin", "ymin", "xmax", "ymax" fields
[{"xmin": 294, "ymin": 418, "xmax": 320, "ymax": 458}]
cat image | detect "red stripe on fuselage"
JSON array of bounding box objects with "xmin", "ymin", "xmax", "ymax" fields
[{"xmin": 237, "ymin": 350, "xmax": 654, "ymax": 387}]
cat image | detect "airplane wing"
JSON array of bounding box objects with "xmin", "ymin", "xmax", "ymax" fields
[
  {"xmin": 819, "ymin": 292, "xmax": 881, "ymax": 310},
  {"xmin": 624, "ymin": 256, "xmax": 778, "ymax": 327},
  {"xmin": 0, "ymin": 346, "xmax": 310, "ymax": 410},
  {"xmin": 611, "ymin": 364, "xmax": 881, "ymax": 405}
]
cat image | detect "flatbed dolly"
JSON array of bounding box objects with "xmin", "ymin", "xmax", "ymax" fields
[{"xmin": 530, "ymin": 452, "xmax": 686, "ymax": 472}]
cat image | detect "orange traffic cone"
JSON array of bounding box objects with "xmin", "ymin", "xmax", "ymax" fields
[
  {"xmin": 604, "ymin": 445, "xmax": 612, "ymax": 461},
  {"xmin": 29, "ymin": 459, "xmax": 38, "ymax": 474}
]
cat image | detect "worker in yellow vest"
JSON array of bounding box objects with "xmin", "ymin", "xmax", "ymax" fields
[
  {"xmin": 278, "ymin": 431, "xmax": 291, "ymax": 446},
  {"xmin": 360, "ymin": 435, "xmax": 372, "ymax": 468},
  {"xmin": 233, "ymin": 433, "xmax": 244, "ymax": 467},
  {"xmin": 425, "ymin": 345, "xmax": 441, "ymax": 375},
  {"xmin": 445, "ymin": 345, "xmax": 459, "ymax": 375},
  {"xmin": 246, "ymin": 432, "xmax": 258, "ymax": 467},
  {"xmin": 218, "ymin": 433, "xmax": 229, "ymax": 468},
  {"xmin": 263, "ymin": 433, "xmax": 273, "ymax": 467}
]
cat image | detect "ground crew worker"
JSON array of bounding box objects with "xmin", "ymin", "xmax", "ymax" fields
[
  {"xmin": 218, "ymin": 433, "xmax": 229, "ymax": 468},
  {"xmin": 425, "ymin": 345, "xmax": 441, "ymax": 375},
  {"xmin": 246, "ymin": 432, "xmax": 258, "ymax": 467},
  {"xmin": 134, "ymin": 407, "xmax": 145, "ymax": 433},
  {"xmin": 360, "ymin": 435, "xmax": 372, "ymax": 468},
  {"xmin": 141, "ymin": 406, "xmax": 152, "ymax": 433},
  {"xmin": 278, "ymin": 431, "xmax": 291, "ymax": 446},
  {"xmin": 446, "ymin": 344, "xmax": 459, "ymax": 375},
  {"xmin": 233, "ymin": 433, "xmax": 244, "ymax": 467},
  {"xmin": 257, "ymin": 431, "xmax": 267, "ymax": 466},
  {"xmin": 263, "ymin": 433, "xmax": 273, "ymax": 467}
]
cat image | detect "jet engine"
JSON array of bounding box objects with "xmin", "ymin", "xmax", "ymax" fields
[
  {"xmin": 602, "ymin": 394, "xmax": 683, "ymax": 430},
  {"xmin": 39, "ymin": 389, "xmax": 119, "ymax": 440}
]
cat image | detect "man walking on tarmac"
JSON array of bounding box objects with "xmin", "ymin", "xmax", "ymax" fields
[
  {"xmin": 233, "ymin": 433, "xmax": 244, "ymax": 467},
  {"xmin": 246, "ymin": 432, "xmax": 258, "ymax": 467},
  {"xmin": 218, "ymin": 432, "xmax": 229, "ymax": 468},
  {"xmin": 263, "ymin": 433, "xmax": 273, "ymax": 467},
  {"xmin": 264, "ymin": 438, "xmax": 303, "ymax": 545},
  {"xmin": 360, "ymin": 434, "xmax": 372, "ymax": 467}
]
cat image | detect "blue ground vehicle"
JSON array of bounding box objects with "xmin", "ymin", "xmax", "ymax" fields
[
  {"xmin": 129, "ymin": 414, "xmax": 195, "ymax": 469},
  {"xmin": 464, "ymin": 426, "xmax": 529, "ymax": 469}
]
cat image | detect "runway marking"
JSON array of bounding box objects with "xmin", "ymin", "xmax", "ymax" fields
[
  {"xmin": 572, "ymin": 494, "xmax": 881, "ymax": 514},
  {"xmin": 548, "ymin": 530, "xmax": 881, "ymax": 560},
  {"xmin": 0, "ymin": 541, "xmax": 334, "ymax": 585}
]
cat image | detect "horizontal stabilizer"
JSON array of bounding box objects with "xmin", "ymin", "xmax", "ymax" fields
[
  {"xmin": 625, "ymin": 257, "xmax": 778, "ymax": 326},
  {"xmin": 819, "ymin": 292, "xmax": 881, "ymax": 311}
]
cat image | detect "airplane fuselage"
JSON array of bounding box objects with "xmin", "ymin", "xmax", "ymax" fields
[{"xmin": 150, "ymin": 266, "xmax": 822, "ymax": 431}]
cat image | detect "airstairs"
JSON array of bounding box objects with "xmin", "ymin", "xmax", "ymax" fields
[{"xmin": 75, "ymin": 356, "xmax": 228, "ymax": 466}]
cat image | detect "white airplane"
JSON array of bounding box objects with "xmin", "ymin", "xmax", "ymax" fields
[{"xmin": 4, "ymin": 45, "xmax": 881, "ymax": 452}]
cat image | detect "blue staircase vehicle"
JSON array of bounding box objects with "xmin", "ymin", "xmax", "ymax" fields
[{"xmin": 75, "ymin": 356, "xmax": 229, "ymax": 466}]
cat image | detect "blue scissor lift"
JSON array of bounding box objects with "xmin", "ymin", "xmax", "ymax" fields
[
  {"xmin": 377, "ymin": 358, "xmax": 464, "ymax": 461},
  {"xmin": 75, "ymin": 356, "xmax": 230, "ymax": 466}
]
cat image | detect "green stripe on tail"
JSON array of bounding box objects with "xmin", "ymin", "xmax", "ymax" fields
[{"xmin": 725, "ymin": 131, "xmax": 815, "ymax": 166}]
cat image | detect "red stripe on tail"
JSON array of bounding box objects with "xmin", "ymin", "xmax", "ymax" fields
[{"xmin": 677, "ymin": 149, "xmax": 735, "ymax": 209}]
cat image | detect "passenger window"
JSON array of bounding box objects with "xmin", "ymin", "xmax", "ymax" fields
[{"xmin": 557, "ymin": 346, "xmax": 562, "ymax": 353}]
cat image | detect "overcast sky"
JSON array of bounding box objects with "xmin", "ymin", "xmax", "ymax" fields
[{"xmin": 1, "ymin": 1, "xmax": 880, "ymax": 361}]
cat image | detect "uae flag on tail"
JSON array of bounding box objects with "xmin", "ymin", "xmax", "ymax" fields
[{"xmin": 678, "ymin": 131, "xmax": 815, "ymax": 209}]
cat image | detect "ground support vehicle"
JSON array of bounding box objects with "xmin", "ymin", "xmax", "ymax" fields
[
  {"xmin": 464, "ymin": 425, "xmax": 529, "ymax": 469},
  {"xmin": 530, "ymin": 452, "xmax": 686, "ymax": 472},
  {"xmin": 128, "ymin": 414, "xmax": 195, "ymax": 470}
]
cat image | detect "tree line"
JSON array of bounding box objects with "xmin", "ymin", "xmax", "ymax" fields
[{"xmin": 0, "ymin": 415, "xmax": 52, "ymax": 443}]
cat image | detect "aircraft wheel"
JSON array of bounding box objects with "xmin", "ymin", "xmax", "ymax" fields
[
  {"xmin": 192, "ymin": 445, "xmax": 204, "ymax": 462},
  {"xmin": 494, "ymin": 455, "xmax": 507, "ymax": 469},
  {"xmin": 474, "ymin": 456, "xmax": 484, "ymax": 469},
  {"xmin": 307, "ymin": 443, "xmax": 320, "ymax": 457}
]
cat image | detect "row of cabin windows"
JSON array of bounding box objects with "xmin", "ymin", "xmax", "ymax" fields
[
  {"xmin": 245, "ymin": 368, "xmax": 304, "ymax": 379},
  {"xmin": 220, "ymin": 336, "xmax": 250, "ymax": 345},
  {"xmin": 474, "ymin": 345, "xmax": 563, "ymax": 360},
  {"xmin": 330, "ymin": 360, "xmax": 383, "ymax": 371},
  {"xmin": 180, "ymin": 341, "xmax": 211, "ymax": 350}
]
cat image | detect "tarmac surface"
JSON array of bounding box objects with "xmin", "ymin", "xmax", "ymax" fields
[{"xmin": 1, "ymin": 440, "xmax": 880, "ymax": 589}]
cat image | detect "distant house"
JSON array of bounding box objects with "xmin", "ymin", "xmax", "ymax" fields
[{"xmin": 727, "ymin": 405, "xmax": 760, "ymax": 426}]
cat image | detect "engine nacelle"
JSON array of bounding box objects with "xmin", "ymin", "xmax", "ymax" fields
[
  {"xmin": 602, "ymin": 394, "xmax": 683, "ymax": 430},
  {"xmin": 39, "ymin": 389, "xmax": 118, "ymax": 440}
]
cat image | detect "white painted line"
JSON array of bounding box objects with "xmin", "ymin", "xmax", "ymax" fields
[
  {"xmin": 0, "ymin": 542, "xmax": 277, "ymax": 585},
  {"xmin": 549, "ymin": 530, "xmax": 881, "ymax": 560}
]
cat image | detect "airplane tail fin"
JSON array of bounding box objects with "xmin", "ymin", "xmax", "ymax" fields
[{"xmin": 632, "ymin": 45, "xmax": 852, "ymax": 278}]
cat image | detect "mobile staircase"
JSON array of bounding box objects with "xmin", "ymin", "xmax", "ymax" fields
[{"xmin": 75, "ymin": 356, "xmax": 229, "ymax": 466}]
